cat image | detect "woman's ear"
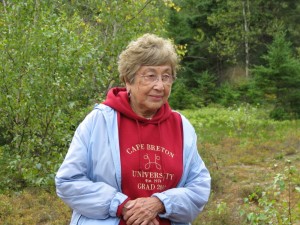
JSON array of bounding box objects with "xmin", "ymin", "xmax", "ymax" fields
[
  {"xmin": 125, "ymin": 82, "xmax": 130, "ymax": 91},
  {"xmin": 125, "ymin": 81, "xmax": 131, "ymax": 97}
]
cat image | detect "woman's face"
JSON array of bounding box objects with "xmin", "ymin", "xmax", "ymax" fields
[{"xmin": 126, "ymin": 65, "xmax": 173, "ymax": 118}]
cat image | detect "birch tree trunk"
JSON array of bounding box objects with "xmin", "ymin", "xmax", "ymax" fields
[{"xmin": 242, "ymin": 0, "xmax": 250, "ymax": 78}]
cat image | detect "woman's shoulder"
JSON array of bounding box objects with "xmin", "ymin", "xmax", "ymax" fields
[
  {"xmin": 86, "ymin": 103, "xmax": 115, "ymax": 117},
  {"xmin": 76, "ymin": 104, "xmax": 117, "ymax": 135},
  {"xmin": 80, "ymin": 104, "xmax": 115, "ymax": 126},
  {"xmin": 171, "ymin": 110, "xmax": 194, "ymax": 130},
  {"xmin": 93, "ymin": 103, "xmax": 113, "ymax": 112}
]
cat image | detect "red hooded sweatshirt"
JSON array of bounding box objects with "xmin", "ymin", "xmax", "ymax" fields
[{"xmin": 103, "ymin": 87, "xmax": 183, "ymax": 225}]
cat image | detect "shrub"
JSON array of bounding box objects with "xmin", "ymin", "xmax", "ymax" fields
[
  {"xmin": 253, "ymin": 32, "xmax": 300, "ymax": 120},
  {"xmin": 241, "ymin": 162, "xmax": 300, "ymax": 225}
]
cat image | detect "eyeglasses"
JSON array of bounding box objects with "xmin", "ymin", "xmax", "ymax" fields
[{"xmin": 140, "ymin": 74, "xmax": 173, "ymax": 85}]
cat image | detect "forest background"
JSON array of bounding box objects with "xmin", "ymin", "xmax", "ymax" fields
[{"xmin": 0, "ymin": 0, "xmax": 299, "ymax": 224}]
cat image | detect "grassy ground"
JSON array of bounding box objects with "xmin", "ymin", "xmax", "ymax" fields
[
  {"xmin": 189, "ymin": 106, "xmax": 300, "ymax": 225},
  {"xmin": 0, "ymin": 188, "xmax": 70, "ymax": 225},
  {"xmin": 0, "ymin": 105, "xmax": 299, "ymax": 225}
]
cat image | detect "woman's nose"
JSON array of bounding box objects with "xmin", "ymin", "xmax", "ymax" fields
[{"xmin": 153, "ymin": 78, "xmax": 165, "ymax": 90}]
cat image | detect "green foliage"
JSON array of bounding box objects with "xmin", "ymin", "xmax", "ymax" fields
[
  {"xmin": 169, "ymin": 70, "xmax": 217, "ymax": 109},
  {"xmin": 194, "ymin": 201, "xmax": 235, "ymax": 225},
  {"xmin": 181, "ymin": 104, "xmax": 277, "ymax": 143},
  {"xmin": 216, "ymin": 79, "xmax": 264, "ymax": 107},
  {"xmin": 254, "ymin": 32, "xmax": 300, "ymax": 120},
  {"xmin": 207, "ymin": 0, "xmax": 245, "ymax": 64},
  {"xmin": 167, "ymin": 0, "xmax": 300, "ymax": 112},
  {"xmin": 216, "ymin": 83, "xmax": 241, "ymax": 107},
  {"xmin": 193, "ymin": 70, "xmax": 217, "ymax": 106},
  {"xmin": 241, "ymin": 162, "xmax": 300, "ymax": 225},
  {"xmin": 167, "ymin": 0, "xmax": 220, "ymax": 106},
  {"xmin": 1, "ymin": 1, "xmax": 94, "ymax": 188},
  {"xmin": 169, "ymin": 80, "xmax": 199, "ymax": 110},
  {"xmin": 0, "ymin": 0, "xmax": 172, "ymax": 188}
]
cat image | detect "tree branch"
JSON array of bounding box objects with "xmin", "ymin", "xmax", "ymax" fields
[
  {"xmin": 2, "ymin": 0, "xmax": 7, "ymax": 13},
  {"xmin": 122, "ymin": 0, "xmax": 153, "ymax": 25}
]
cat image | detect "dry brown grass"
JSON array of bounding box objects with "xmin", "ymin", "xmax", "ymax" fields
[
  {"xmin": 0, "ymin": 188, "xmax": 70, "ymax": 225},
  {"xmin": 196, "ymin": 131, "xmax": 300, "ymax": 225}
]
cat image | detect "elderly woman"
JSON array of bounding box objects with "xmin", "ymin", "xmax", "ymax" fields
[{"xmin": 55, "ymin": 33, "xmax": 211, "ymax": 225}]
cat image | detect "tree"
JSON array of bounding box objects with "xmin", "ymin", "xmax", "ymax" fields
[
  {"xmin": 254, "ymin": 32, "xmax": 300, "ymax": 119},
  {"xmin": 207, "ymin": 0, "xmax": 300, "ymax": 78},
  {"xmin": 167, "ymin": 0, "xmax": 219, "ymax": 106},
  {"xmin": 166, "ymin": 0, "xmax": 300, "ymax": 108}
]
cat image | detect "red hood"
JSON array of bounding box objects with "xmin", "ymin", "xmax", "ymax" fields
[{"xmin": 103, "ymin": 87, "xmax": 172, "ymax": 124}]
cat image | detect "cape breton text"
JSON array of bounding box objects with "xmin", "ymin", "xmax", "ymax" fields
[{"xmin": 126, "ymin": 144, "xmax": 174, "ymax": 158}]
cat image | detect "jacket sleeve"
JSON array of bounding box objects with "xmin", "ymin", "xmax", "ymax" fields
[
  {"xmin": 55, "ymin": 111, "xmax": 128, "ymax": 219},
  {"xmin": 152, "ymin": 118, "xmax": 211, "ymax": 223}
]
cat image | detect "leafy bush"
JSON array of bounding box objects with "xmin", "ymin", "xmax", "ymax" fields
[
  {"xmin": 169, "ymin": 80, "xmax": 200, "ymax": 109},
  {"xmin": 180, "ymin": 104, "xmax": 283, "ymax": 143},
  {"xmin": 216, "ymin": 82, "xmax": 241, "ymax": 106},
  {"xmin": 241, "ymin": 162, "xmax": 300, "ymax": 225},
  {"xmin": 0, "ymin": 1, "xmax": 171, "ymax": 189}
]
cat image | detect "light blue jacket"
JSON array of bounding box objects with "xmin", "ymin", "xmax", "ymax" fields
[{"xmin": 55, "ymin": 104, "xmax": 211, "ymax": 225}]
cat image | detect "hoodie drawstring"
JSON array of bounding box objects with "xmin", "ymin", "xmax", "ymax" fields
[
  {"xmin": 135, "ymin": 120, "xmax": 143, "ymax": 171},
  {"xmin": 157, "ymin": 122, "xmax": 165, "ymax": 180}
]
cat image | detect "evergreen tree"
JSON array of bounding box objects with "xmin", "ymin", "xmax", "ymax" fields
[
  {"xmin": 254, "ymin": 32, "xmax": 300, "ymax": 119},
  {"xmin": 167, "ymin": 0, "xmax": 219, "ymax": 105},
  {"xmin": 167, "ymin": 0, "xmax": 300, "ymax": 108}
]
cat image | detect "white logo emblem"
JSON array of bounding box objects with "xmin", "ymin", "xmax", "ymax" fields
[{"xmin": 144, "ymin": 154, "xmax": 161, "ymax": 170}]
